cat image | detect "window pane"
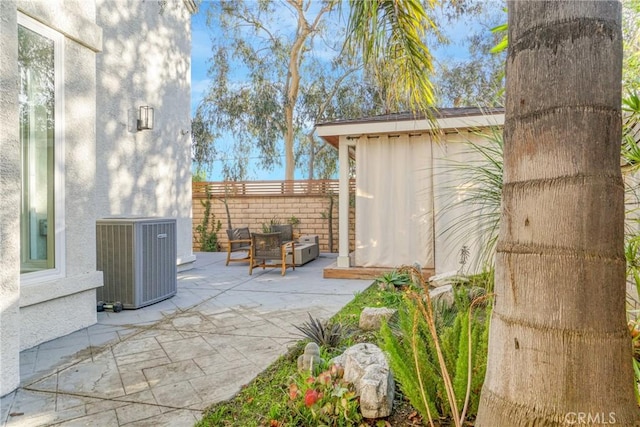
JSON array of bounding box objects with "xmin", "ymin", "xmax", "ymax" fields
[{"xmin": 19, "ymin": 24, "xmax": 55, "ymax": 273}]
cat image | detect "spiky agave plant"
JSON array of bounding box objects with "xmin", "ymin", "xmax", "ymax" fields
[
  {"xmin": 293, "ymin": 313, "xmax": 347, "ymax": 350},
  {"xmin": 374, "ymin": 269, "xmax": 412, "ymax": 290}
]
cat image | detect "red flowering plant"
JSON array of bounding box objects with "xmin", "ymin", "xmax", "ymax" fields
[{"xmin": 288, "ymin": 363, "xmax": 365, "ymax": 426}]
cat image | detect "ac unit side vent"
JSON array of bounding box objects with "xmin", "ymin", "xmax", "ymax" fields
[{"xmin": 96, "ymin": 217, "xmax": 177, "ymax": 309}]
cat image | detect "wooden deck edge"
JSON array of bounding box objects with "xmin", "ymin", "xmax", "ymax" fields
[{"xmin": 323, "ymin": 263, "xmax": 435, "ymax": 281}]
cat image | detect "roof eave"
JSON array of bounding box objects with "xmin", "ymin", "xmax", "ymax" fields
[{"xmin": 316, "ymin": 112, "xmax": 505, "ymax": 149}]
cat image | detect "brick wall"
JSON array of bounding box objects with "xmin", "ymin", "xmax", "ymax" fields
[{"xmin": 192, "ymin": 182, "xmax": 355, "ymax": 253}]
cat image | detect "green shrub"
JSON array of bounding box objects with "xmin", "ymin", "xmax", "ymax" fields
[
  {"xmin": 261, "ymin": 216, "xmax": 282, "ymax": 232},
  {"xmin": 379, "ymin": 270, "xmax": 491, "ymax": 425},
  {"xmin": 195, "ymin": 187, "xmax": 222, "ymax": 251},
  {"xmin": 380, "ymin": 293, "xmax": 441, "ymax": 420},
  {"xmin": 374, "ymin": 270, "xmax": 412, "ymax": 290},
  {"xmin": 444, "ymin": 290, "xmax": 490, "ymax": 419},
  {"xmin": 288, "ymin": 364, "xmax": 364, "ymax": 427}
]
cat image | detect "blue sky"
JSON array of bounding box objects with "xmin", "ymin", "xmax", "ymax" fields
[
  {"xmin": 190, "ymin": 1, "xmax": 342, "ymax": 180},
  {"xmin": 189, "ymin": 1, "xmax": 504, "ymax": 180},
  {"xmin": 190, "ymin": 6, "xmax": 212, "ymax": 115},
  {"xmin": 190, "ymin": 2, "xmax": 489, "ymax": 113},
  {"xmin": 190, "ymin": 2, "xmax": 287, "ymax": 180}
]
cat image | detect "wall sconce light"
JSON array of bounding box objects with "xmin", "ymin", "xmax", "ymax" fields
[{"xmin": 137, "ymin": 106, "xmax": 154, "ymax": 131}]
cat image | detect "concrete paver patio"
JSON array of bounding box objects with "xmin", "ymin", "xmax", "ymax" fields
[{"xmin": 0, "ymin": 252, "xmax": 372, "ymax": 426}]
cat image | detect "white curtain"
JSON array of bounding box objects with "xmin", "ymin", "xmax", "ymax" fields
[{"xmin": 355, "ymin": 134, "xmax": 434, "ymax": 268}]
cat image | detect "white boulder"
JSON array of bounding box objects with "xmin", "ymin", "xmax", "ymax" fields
[{"xmin": 331, "ymin": 343, "xmax": 394, "ymax": 419}]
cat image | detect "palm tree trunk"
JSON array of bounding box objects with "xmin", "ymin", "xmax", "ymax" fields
[{"xmin": 476, "ymin": 1, "xmax": 639, "ymax": 425}]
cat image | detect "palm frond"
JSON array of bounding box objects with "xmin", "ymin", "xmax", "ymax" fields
[
  {"xmin": 345, "ymin": 0, "xmax": 438, "ymax": 113},
  {"xmin": 436, "ymin": 126, "xmax": 504, "ymax": 271}
]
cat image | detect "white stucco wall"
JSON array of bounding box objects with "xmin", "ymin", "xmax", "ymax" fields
[
  {"xmin": 1, "ymin": 0, "xmax": 195, "ymax": 397},
  {"xmin": 95, "ymin": 0, "xmax": 195, "ymax": 270},
  {"xmin": 20, "ymin": 278, "xmax": 100, "ymax": 350},
  {"xmin": 16, "ymin": 1, "xmax": 104, "ymax": 351},
  {"xmin": 0, "ymin": 0, "xmax": 23, "ymax": 397},
  {"xmin": 0, "ymin": 0, "xmax": 104, "ymax": 396}
]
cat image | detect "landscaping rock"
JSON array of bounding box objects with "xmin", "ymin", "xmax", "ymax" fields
[
  {"xmin": 429, "ymin": 284, "xmax": 454, "ymax": 309},
  {"xmin": 428, "ymin": 270, "xmax": 459, "ymax": 288},
  {"xmin": 359, "ymin": 307, "xmax": 397, "ymax": 331},
  {"xmin": 331, "ymin": 343, "xmax": 394, "ymax": 419},
  {"xmin": 297, "ymin": 342, "xmax": 323, "ymax": 373}
]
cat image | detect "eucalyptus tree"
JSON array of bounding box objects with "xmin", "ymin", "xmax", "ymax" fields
[
  {"xmin": 191, "ymin": 110, "xmax": 217, "ymax": 177},
  {"xmin": 197, "ymin": 0, "xmax": 358, "ymax": 181},
  {"xmin": 347, "ymin": 0, "xmax": 639, "ymax": 425},
  {"xmin": 432, "ymin": 6, "xmax": 506, "ymax": 107},
  {"xmin": 296, "ymin": 53, "xmax": 390, "ymax": 179},
  {"xmin": 197, "ymin": 0, "xmax": 319, "ymax": 181}
]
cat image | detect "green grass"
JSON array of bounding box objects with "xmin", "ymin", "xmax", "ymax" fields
[
  {"xmin": 196, "ymin": 343, "xmax": 304, "ymax": 426},
  {"xmin": 196, "ymin": 282, "xmax": 404, "ymax": 427}
]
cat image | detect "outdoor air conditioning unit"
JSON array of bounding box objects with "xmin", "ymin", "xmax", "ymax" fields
[{"xmin": 96, "ymin": 217, "xmax": 177, "ymax": 309}]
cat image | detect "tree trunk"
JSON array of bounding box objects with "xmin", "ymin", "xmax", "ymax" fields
[
  {"xmin": 283, "ymin": 3, "xmax": 308, "ymax": 182},
  {"xmin": 476, "ymin": 1, "xmax": 640, "ymax": 425},
  {"xmin": 284, "ymin": 103, "xmax": 296, "ymax": 182},
  {"xmin": 307, "ymin": 132, "xmax": 316, "ymax": 181}
]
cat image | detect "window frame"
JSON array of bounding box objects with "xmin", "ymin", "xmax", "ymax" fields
[{"xmin": 18, "ymin": 13, "xmax": 66, "ymax": 286}]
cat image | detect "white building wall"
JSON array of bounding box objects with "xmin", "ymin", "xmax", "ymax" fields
[
  {"xmin": 0, "ymin": 0, "xmax": 104, "ymax": 396},
  {"xmin": 1, "ymin": 0, "xmax": 195, "ymax": 397},
  {"xmin": 16, "ymin": 0, "xmax": 104, "ymax": 352},
  {"xmin": 0, "ymin": 0, "xmax": 23, "ymax": 397},
  {"xmin": 16, "ymin": 0, "xmax": 102, "ymax": 350},
  {"xmin": 95, "ymin": 0, "xmax": 195, "ymax": 269}
]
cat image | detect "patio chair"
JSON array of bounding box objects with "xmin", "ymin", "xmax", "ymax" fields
[
  {"xmin": 249, "ymin": 232, "xmax": 295, "ymax": 276},
  {"xmin": 225, "ymin": 227, "xmax": 252, "ymax": 266},
  {"xmin": 270, "ymin": 224, "xmax": 295, "ymax": 243}
]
